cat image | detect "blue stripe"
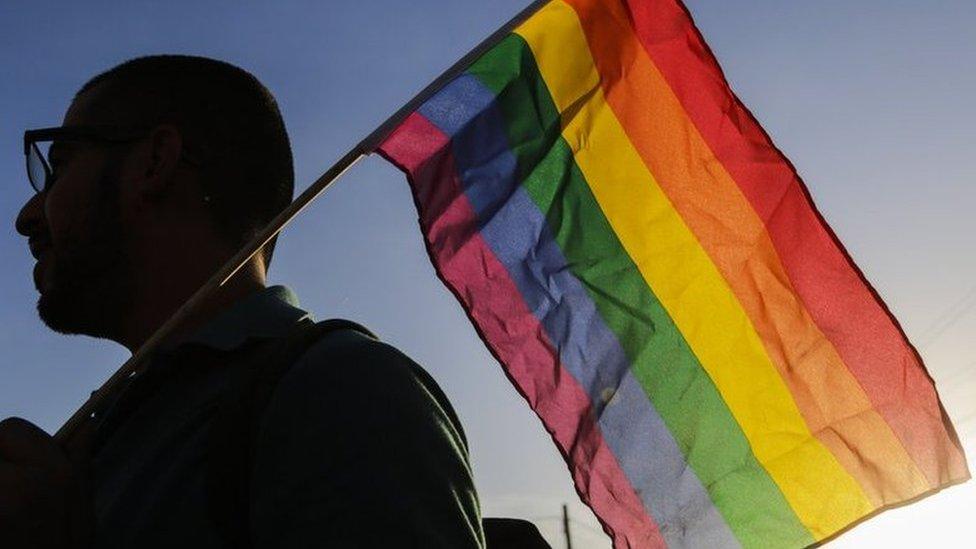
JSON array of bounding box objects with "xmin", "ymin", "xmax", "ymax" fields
[{"xmin": 418, "ymin": 74, "xmax": 740, "ymax": 547}]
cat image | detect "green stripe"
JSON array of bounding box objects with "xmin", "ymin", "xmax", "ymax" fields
[{"xmin": 467, "ymin": 34, "xmax": 814, "ymax": 548}]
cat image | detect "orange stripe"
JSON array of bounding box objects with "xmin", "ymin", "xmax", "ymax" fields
[
  {"xmin": 624, "ymin": 0, "xmax": 967, "ymax": 487},
  {"xmin": 563, "ymin": 0, "xmax": 931, "ymax": 505}
]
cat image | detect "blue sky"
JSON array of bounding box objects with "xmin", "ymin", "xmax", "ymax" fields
[{"xmin": 1, "ymin": 1, "xmax": 973, "ymax": 546}]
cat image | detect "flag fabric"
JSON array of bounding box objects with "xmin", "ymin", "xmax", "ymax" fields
[{"xmin": 376, "ymin": 0, "xmax": 969, "ymax": 546}]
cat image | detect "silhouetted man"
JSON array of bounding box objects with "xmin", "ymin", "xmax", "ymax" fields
[{"xmin": 9, "ymin": 55, "xmax": 484, "ymax": 548}]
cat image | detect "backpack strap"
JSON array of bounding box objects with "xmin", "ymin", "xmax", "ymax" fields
[
  {"xmin": 244, "ymin": 319, "xmax": 377, "ymax": 436},
  {"xmin": 205, "ymin": 318, "xmax": 376, "ymax": 549}
]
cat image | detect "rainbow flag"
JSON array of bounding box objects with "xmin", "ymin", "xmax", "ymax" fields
[{"xmin": 376, "ymin": 0, "xmax": 969, "ymax": 546}]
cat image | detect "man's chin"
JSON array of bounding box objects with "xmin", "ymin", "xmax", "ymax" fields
[
  {"xmin": 37, "ymin": 290, "xmax": 84, "ymax": 336},
  {"xmin": 37, "ymin": 282, "xmax": 121, "ymax": 340}
]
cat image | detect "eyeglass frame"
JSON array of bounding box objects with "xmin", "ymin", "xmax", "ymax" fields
[{"xmin": 23, "ymin": 125, "xmax": 202, "ymax": 194}]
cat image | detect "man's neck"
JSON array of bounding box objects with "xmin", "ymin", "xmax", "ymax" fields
[{"xmin": 117, "ymin": 261, "xmax": 267, "ymax": 354}]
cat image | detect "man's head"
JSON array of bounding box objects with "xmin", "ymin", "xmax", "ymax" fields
[{"xmin": 16, "ymin": 55, "xmax": 294, "ymax": 342}]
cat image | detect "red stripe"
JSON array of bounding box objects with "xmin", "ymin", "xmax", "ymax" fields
[
  {"xmin": 378, "ymin": 112, "xmax": 665, "ymax": 548},
  {"xmin": 623, "ymin": 0, "xmax": 968, "ymax": 484}
]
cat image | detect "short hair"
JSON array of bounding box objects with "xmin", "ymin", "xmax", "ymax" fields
[{"xmin": 76, "ymin": 55, "xmax": 294, "ymax": 268}]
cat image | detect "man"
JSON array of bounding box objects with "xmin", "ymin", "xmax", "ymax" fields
[{"xmin": 10, "ymin": 55, "xmax": 485, "ymax": 548}]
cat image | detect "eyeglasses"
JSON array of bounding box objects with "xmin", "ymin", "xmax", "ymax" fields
[
  {"xmin": 23, "ymin": 125, "xmax": 202, "ymax": 194},
  {"xmin": 23, "ymin": 125, "xmax": 151, "ymax": 193}
]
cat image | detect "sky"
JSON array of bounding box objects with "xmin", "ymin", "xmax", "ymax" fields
[{"xmin": 1, "ymin": 1, "xmax": 974, "ymax": 547}]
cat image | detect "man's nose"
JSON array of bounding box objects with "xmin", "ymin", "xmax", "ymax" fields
[{"xmin": 16, "ymin": 192, "xmax": 46, "ymax": 238}]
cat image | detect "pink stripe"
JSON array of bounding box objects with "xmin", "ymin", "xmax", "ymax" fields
[{"xmin": 379, "ymin": 112, "xmax": 665, "ymax": 548}]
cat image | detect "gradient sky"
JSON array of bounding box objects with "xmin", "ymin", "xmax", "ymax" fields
[{"xmin": 1, "ymin": 1, "xmax": 973, "ymax": 547}]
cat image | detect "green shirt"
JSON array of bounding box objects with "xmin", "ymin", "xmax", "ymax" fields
[{"xmin": 91, "ymin": 286, "xmax": 485, "ymax": 548}]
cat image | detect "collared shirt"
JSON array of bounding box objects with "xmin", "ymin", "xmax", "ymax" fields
[{"xmin": 91, "ymin": 286, "xmax": 484, "ymax": 548}]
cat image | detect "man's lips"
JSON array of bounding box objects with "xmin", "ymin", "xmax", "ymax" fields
[
  {"xmin": 33, "ymin": 256, "xmax": 47, "ymax": 292},
  {"xmin": 28, "ymin": 238, "xmax": 52, "ymax": 261},
  {"xmin": 28, "ymin": 239, "xmax": 53, "ymax": 292}
]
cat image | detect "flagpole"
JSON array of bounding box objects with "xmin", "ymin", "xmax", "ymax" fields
[{"xmin": 54, "ymin": 0, "xmax": 550, "ymax": 443}]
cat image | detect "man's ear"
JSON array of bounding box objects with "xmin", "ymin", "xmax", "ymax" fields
[{"xmin": 134, "ymin": 124, "xmax": 183, "ymax": 202}]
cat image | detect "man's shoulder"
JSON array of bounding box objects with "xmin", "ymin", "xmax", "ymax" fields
[
  {"xmin": 248, "ymin": 322, "xmax": 484, "ymax": 547},
  {"xmin": 280, "ymin": 324, "xmax": 436, "ymax": 401},
  {"xmin": 262, "ymin": 322, "xmax": 468, "ymax": 447}
]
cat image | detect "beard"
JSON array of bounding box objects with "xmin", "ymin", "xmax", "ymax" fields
[{"xmin": 37, "ymin": 165, "xmax": 135, "ymax": 341}]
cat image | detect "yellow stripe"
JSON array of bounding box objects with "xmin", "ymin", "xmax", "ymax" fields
[
  {"xmin": 562, "ymin": 0, "xmax": 930, "ymax": 508},
  {"xmin": 515, "ymin": 1, "xmax": 873, "ymax": 537}
]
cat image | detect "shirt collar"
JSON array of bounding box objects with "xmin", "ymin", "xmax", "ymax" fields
[{"xmin": 175, "ymin": 285, "xmax": 312, "ymax": 352}]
